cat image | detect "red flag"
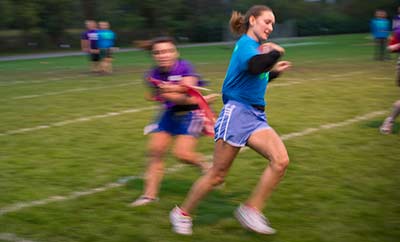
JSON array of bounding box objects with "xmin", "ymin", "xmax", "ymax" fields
[{"xmin": 147, "ymin": 77, "xmax": 216, "ymax": 137}]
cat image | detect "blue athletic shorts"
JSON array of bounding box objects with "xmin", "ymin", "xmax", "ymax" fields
[
  {"xmin": 144, "ymin": 109, "xmax": 203, "ymax": 137},
  {"xmin": 214, "ymin": 100, "xmax": 271, "ymax": 147}
]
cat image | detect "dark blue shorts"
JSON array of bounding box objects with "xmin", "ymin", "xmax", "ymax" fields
[{"xmin": 144, "ymin": 109, "xmax": 203, "ymax": 137}]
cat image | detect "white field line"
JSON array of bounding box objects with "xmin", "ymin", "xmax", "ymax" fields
[
  {"xmin": 0, "ymin": 74, "xmax": 90, "ymax": 86},
  {"xmin": 10, "ymin": 78, "xmax": 300, "ymax": 101},
  {"xmin": 0, "ymin": 106, "xmax": 157, "ymax": 137},
  {"xmin": 0, "ymin": 69, "xmax": 142, "ymax": 86},
  {"xmin": 329, "ymin": 71, "xmax": 365, "ymax": 78},
  {"xmin": 0, "ymin": 110, "xmax": 387, "ymax": 216},
  {"xmin": 280, "ymin": 110, "xmax": 386, "ymax": 140},
  {"xmin": 269, "ymin": 81, "xmax": 301, "ymax": 87},
  {"xmin": 0, "ymin": 163, "xmax": 188, "ymax": 216},
  {"xmin": 12, "ymin": 82, "xmax": 141, "ymax": 100},
  {"xmin": 370, "ymin": 77, "xmax": 392, "ymax": 81},
  {"xmin": 238, "ymin": 110, "xmax": 387, "ymax": 154},
  {"xmin": 0, "ymin": 41, "xmax": 327, "ymax": 85},
  {"xmin": 1, "ymin": 80, "xmax": 302, "ymax": 137},
  {"xmin": 0, "ymin": 233, "xmax": 39, "ymax": 242}
]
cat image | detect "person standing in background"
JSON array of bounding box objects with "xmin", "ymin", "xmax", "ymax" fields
[
  {"xmin": 370, "ymin": 10, "xmax": 391, "ymax": 60},
  {"xmin": 98, "ymin": 21, "xmax": 116, "ymax": 74},
  {"xmin": 392, "ymin": 6, "xmax": 400, "ymax": 31},
  {"xmin": 81, "ymin": 20, "xmax": 100, "ymax": 72}
]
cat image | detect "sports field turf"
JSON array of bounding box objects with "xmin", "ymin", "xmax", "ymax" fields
[{"xmin": 0, "ymin": 33, "xmax": 399, "ymax": 242}]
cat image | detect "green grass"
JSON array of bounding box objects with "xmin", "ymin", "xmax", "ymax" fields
[{"xmin": 0, "ymin": 33, "xmax": 399, "ymax": 242}]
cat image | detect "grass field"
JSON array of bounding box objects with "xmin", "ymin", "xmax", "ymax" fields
[{"xmin": 0, "ymin": 33, "xmax": 399, "ymax": 242}]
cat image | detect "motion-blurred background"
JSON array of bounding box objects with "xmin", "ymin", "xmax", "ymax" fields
[{"xmin": 0, "ymin": 0, "xmax": 398, "ymax": 52}]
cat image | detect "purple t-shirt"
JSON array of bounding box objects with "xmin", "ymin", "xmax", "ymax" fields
[
  {"xmin": 395, "ymin": 28, "xmax": 400, "ymax": 40},
  {"xmin": 146, "ymin": 59, "xmax": 199, "ymax": 108},
  {"xmin": 393, "ymin": 15, "xmax": 400, "ymax": 31},
  {"xmin": 81, "ymin": 29, "xmax": 98, "ymax": 49}
]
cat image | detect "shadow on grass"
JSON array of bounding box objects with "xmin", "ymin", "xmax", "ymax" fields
[{"xmin": 126, "ymin": 175, "xmax": 250, "ymax": 223}]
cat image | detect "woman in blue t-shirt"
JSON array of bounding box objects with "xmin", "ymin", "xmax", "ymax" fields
[
  {"xmin": 98, "ymin": 21, "xmax": 116, "ymax": 73},
  {"xmin": 170, "ymin": 5, "xmax": 291, "ymax": 235},
  {"xmin": 370, "ymin": 9, "xmax": 391, "ymax": 60}
]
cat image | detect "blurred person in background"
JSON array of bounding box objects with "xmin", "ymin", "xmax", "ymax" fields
[
  {"xmin": 370, "ymin": 9, "xmax": 391, "ymax": 61},
  {"xmin": 170, "ymin": 4, "xmax": 291, "ymax": 235},
  {"xmin": 80, "ymin": 20, "xmax": 100, "ymax": 72},
  {"xmin": 380, "ymin": 100, "xmax": 400, "ymax": 134},
  {"xmin": 98, "ymin": 21, "xmax": 116, "ymax": 74},
  {"xmin": 130, "ymin": 37, "xmax": 218, "ymax": 207},
  {"xmin": 380, "ymin": 27, "xmax": 400, "ymax": 134},
  {"xmin": 392, "ymin": 6, "xmax": 400, "ymax": 31}
]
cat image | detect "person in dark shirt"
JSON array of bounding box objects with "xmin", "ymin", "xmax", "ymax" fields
[{"xmin": 80, "ymin": 20, "xmax": 100, "ymax": 72}]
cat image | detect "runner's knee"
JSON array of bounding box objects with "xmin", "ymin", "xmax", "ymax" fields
[
  {"xmin": 172, "ymin": 148, "xmax": 192, "ymax": 161},
  {"xmin": 394, "ymin": 100, "xmax": 400, "ymax": 109},
  {"xmin": 208, "ymin": 167, "xmax": 227, "ymax": 186},
  {"xmin": 148, "ymin": 146, "xmax": 167, "ymax": 159},
  {"xmin": 270, "ymin": 154, "xmax": 289, "ymax": 174}
]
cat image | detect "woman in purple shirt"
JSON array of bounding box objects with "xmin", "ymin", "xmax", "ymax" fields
[{"xmin": 131, "ymin": 37, "xmax": 216, "ymax": 207}]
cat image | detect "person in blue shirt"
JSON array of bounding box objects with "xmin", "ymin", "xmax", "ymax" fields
[
  {"xmin": 370, "ymin": 9, "xmax": 391, "ymax": 60},
  {"xmin": 98, "ymin": 21, "xmax": 116, "ymax": 73},
  {"xmin": 170, "ymin": 5, "xmax": 291, "ymax": 235}
]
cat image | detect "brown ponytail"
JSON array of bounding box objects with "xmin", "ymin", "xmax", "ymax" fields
[
  {"xmin": 229, "ymin": 11, "xmax": 247, "ymax": 36},
  {"xmin": 229, "ymin": 5, "xmax": 272, "ymax": 36}
]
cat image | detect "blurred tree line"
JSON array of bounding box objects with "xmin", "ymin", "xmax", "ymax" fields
[{"xmin": 0, "ymin": 0, "xmax": 398, "ymax": 50}]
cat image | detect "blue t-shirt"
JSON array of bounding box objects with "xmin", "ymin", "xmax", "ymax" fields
[
  {"xmin": 222, "ymin": 34, "xmax": 270, "ymax": 107},
  {"xmin": 370, "ymin": 18, "xmax": 390, "ymax": 39},
  {"xmin": 97, "ymin": 30, "xmax": 115, "ymax": 49}
]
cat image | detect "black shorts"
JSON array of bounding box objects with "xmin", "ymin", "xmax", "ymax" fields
[
  {"xmin": 90, "ymin": 51, "xmax": 100, "ymax": 62},
  {"xmin": 89, "ymin": 49, "xmax": 100, "ymax": 61},
  {"xmin": 100, "ymin": 48, "xmax": 112, "ymax": 59}
]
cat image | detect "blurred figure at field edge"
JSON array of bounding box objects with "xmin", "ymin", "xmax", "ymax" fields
[
  {"xmin": 380, "ymin": 28, "xmax": 400, "ymax": 134},
  {"xmin": 392, "ymin": 6, "xmax": 400, "ymax": 31},
  {"xmin": 130, "ymin": 37, "xmax": 217, "ymax": 207},
  {"xmin": 80, "ymin": 20, "xmax": 100, "ymax": 72},
  {"xmin": 170, "ymin": 5, "xmax": 291, "ymax": 235},
  {"xmin": 98, "ymin": 21, "xmax": 116, "ymax": 74},
  {"xmin": 370, "ymin": 9, "xmax": 391, "ymax": 61}
]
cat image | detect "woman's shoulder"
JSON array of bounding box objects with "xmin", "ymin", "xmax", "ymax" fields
[
  {"xmin": 176, "ymin": 59, "xmax": 196, "ymax": 71},
  {"xmin": 177, "ymin": 59, "xmax": 193, "ymax": 66}
]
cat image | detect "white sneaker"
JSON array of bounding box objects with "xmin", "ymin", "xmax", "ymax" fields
[
  {"xmin": 234, "ymin": 204, "xmax": 276, "ymax": 234},
  {"xmin": 170, "ymin": 206, "xmax": 193, "ymax": 235},
  {"xmin": 130, "ymin": 196, "xmax": 158, "ymax": 207},
  {"xmin": 380, "ymin": 117, "xmax": 393, "ymax": 134}
]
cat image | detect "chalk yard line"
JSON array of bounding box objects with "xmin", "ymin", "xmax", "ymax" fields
[
  {"xmin": 0, "ymin": 110, "xmax": 386, "ymax": 216},
  {"xmin": 0, "ymin": 233, "xmax": 39, "ymax": 242},
  {"xmin": 12, "ymin": 82, "xmax": 140, "ymax": 100},
  {"xmin": 0, "ymin": 106, "xmax": 158, "ymax": 137}
]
